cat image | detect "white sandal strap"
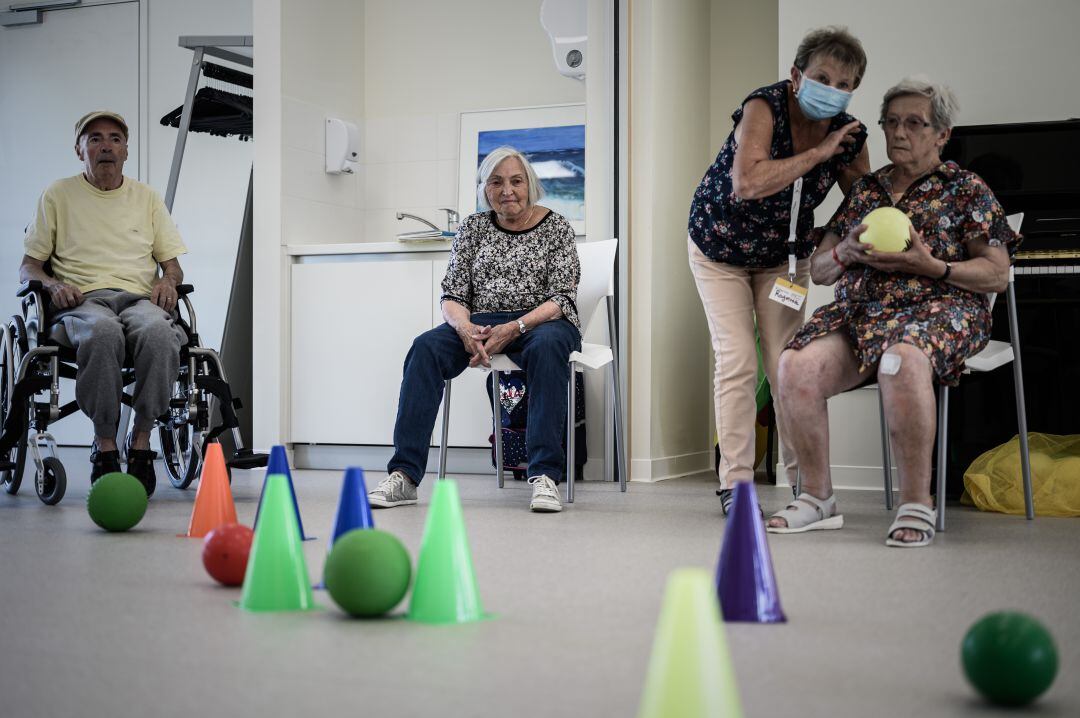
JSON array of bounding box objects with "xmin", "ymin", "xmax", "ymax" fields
[
  {"xmin": 888, "ymin": 502, "xmax": 937, "ymax": 542},
  {"xmin": 771, "ymin": 493, "xmax": 836, "ymax": 528}
]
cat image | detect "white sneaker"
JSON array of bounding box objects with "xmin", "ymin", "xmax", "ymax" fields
[
  {"xmin": 369, "ymin": 470, "xmax": 418, "ymax": 508},
  {"xmin": 528, "ymin": 475, "xmax": 563, "ymax": 513}
]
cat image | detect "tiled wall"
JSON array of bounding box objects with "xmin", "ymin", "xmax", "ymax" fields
[
  {"xmin": 281, "ymin": 96, "xmax": 462, "ymax": 246},
  {"xmin": 360, "ymin": 112, "xmax": 460, "ymax": 242}
]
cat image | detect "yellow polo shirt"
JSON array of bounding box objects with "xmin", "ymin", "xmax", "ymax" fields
[{"xmin": 24, "ymin": 175, "xmax": 187, "ymax": 297}]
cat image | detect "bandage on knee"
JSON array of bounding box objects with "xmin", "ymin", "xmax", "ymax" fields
[{"xmin": 880, "ymin": 352, "xmax": 902, "ymax": 376}]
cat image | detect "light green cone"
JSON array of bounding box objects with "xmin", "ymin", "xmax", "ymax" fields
[
  {"xmin": 407, "ymin": 479, "xmax": 485, "ymax": 624},
  {"xmin": 238, "ymin": 473, "xmax": 316, "ymax": 612},
  {"xmin": 637, "ymin": 568, "xmax": 743, "ymax": 718}
]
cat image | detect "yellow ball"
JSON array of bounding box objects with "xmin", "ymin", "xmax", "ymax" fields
[{"xmin": 860, "ymin": 207, "xmax": 912, "ymax": 253}]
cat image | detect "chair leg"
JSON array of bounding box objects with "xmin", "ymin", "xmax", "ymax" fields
[
  {"xmin": 607, "ymin": 295, "xmax": 628, "ymax": 492},
  {"xmin": 566, "ymin": 366, "xmax": 576, "ymax": 503},
  {"xmin": 492, "ymin": 370, "xmax": 504, "ymax": 488},
  {"xmin": 878, "ymin": 389, "xmax": 894, "ymax": 510},
  {"xmin": 936, "ymin": 385, "xmax": 948, "ymax": 532},
  {"xmin": 437, "ymin": 379, "xmax": 452, "ymax": 480},
  {"xmin": 795, "ymin": 468, "xmax": 801, "ymax": 497},
  {"xmin": 1006, "ymin": 280, "xmax": 1035, "ymax": 520}
]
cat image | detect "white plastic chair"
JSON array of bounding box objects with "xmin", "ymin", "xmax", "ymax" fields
[
  {"xmin": 877, "ymin": 213, "xmax": 1034, "ymax": 530},
  {"xmin": 435, "ymin": 238, "xmax": 627, "ymax": 502}
]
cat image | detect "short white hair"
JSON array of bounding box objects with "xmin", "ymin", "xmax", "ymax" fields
[
  {"xmin": 881, "ymin": 77, "xmax": 960, "ymax": 130},
  {"xmin": 476, "ymin": 146, "xmax": 545, "ymax": 211}
]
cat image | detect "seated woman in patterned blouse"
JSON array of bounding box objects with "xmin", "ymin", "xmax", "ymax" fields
[
  {"xmin": 369, "ymin": 146, "xmax": 581, "ymax": 514},
  {"xmin": 766, "ymin": 78, "xmax": 1019, "ymax": 547}
]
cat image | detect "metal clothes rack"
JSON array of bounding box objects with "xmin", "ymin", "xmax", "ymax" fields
[{"xmin": 164, "ymin": 35, "xmax": 253, "ymax": 211}]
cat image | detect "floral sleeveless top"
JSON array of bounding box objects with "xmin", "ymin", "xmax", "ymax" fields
[{"xmin": 688, "ymin": 80, "xmax": 866, "ymax": 268}]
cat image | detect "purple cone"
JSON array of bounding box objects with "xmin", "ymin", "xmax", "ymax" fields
[{"xmin": 715, "ymin": 481, "xmax": 786, "ymax": 623}]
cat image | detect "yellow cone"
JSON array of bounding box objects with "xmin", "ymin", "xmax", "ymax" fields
[{"xmin": 637, "ymin": 568, "xmax": 743, "ymax": 718}]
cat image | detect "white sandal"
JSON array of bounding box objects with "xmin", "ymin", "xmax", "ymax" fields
[
  {"xmin": 766, "ymin": 493, "xmax": 844, "ymax": 534},
  {"xmin": 885, "ymin": 503, "xmax": 937, "ymax": 548}
]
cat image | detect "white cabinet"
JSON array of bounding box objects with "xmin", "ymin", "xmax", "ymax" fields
[{"xmin": 290, "ymin": 249, "xmax": 492, "ymax": 450}]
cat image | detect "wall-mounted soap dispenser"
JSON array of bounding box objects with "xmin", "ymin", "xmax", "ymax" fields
[{"xmin": 325, "ymin": 118, "xmax": 360, "ymax": 174}]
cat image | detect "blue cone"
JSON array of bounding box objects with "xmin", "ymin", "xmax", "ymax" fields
[
  {"xmin": 254, "ymin": 445, "xmax": 313, "ymax": 541},
  {"xmin": 314, "ymin": 466, "xmax": 375, "ymax": 590},
  {"xmin": 329, "ymin": 467, "xmax": 374, "ymax": 546},
  {"xmin": 715, "ymin": 481, "xmax": 786, "ymax": 623}
]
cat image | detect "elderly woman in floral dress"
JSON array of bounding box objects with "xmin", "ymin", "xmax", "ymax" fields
[
  {"xmin": 767, "ymin": 78, "xmax": 1020, "ymax": 547},
  {"xmin": 369, "ymin": 146, "xmax": 580, "ymax": 514}
]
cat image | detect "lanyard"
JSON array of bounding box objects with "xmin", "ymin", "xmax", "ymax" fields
[{"xmin": 786, "ymin": 177, "xmax": 803, "ymax": 282}]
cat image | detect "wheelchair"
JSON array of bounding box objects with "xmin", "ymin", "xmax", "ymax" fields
[{"xmin": 0, "ymin": 280, "xmax": 267, "ymax": 504}]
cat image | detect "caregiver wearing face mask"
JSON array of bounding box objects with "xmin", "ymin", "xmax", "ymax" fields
[{"xmin": 687, "ymin": 26, "xmax": 870, "ymax": 515}]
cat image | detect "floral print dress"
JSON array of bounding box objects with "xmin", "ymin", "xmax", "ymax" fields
[
  {"xmin": 787, "ymin": 161, "xmax": 1021, "ymax": 385},
  {"xmin": 688, "ymin": 80, "xmax": 867, "ymax": 267}
]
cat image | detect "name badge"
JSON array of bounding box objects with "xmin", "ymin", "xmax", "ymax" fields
[{"xmin": 768, "ymin": 277, "xmax": 808, "ymax": 311}]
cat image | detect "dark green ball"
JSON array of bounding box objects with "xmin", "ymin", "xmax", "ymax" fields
[
  {"xmin": 961, "ymin": 611, "xmax": 1058, "ymax": 706},
  {"xmin": 324, "ymin": 529, "xmax": 411, "ymax": 617},
  {"xmin": 87, "ymin": 472, "xmax": 148, "ymax": 532}
]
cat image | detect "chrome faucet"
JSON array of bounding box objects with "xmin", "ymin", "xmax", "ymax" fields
[
  {"xmin": 439, "ymin": 208, "xmax": 460, "ymax": 232},
  {"xmin": 395, "ymin": 212, "xmax": 442, "ymax": 233}
]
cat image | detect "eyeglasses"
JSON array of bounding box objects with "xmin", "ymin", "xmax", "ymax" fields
[{"xmin": 878, "ymin": 116, "xmax": 932, "ymax": 133}]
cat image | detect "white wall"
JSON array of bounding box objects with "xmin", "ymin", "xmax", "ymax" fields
[
  {"xmin": 780, "ymin": 0, "xmax": 1080, "ymax": 487},
  {"xmin": 361, "ymin": 0, "xmax": 585, "ymax": 245}
]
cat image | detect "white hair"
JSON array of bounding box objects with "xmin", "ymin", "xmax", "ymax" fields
[
  {"xmin": 880, "ymin": 76, "xmax": 960, "ymax": 130},
  {"xmin": 476, "ymin": 146, "xmax": 545, "ymax": 211}
]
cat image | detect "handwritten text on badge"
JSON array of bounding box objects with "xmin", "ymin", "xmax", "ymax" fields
[{"xmin": 768, "ymin": 278, "xmax": 808, "ymax": 310}]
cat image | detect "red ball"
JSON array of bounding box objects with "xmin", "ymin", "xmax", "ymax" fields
[{"xmin": 201, "ymin": 523, "xmax": 254, "ymax": 586}]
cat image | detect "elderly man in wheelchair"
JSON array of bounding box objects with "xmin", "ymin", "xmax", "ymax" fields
[{"xmin": 0, "ymin": 110, "xmax": 262, "ymax": 504}]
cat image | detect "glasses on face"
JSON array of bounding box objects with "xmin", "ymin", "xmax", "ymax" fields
[{"xmin": 878, "ymin": 116, "xmax": 932, "ymax": 133}]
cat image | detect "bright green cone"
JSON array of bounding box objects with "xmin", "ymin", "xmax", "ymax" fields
[
  {"xmin": 238, "ymin": 473, "xmax": 316, "ymax": 612},
  {"xmin": 637, "ymin": 568, "xmax": 743, "ymax": 718},
  {"xmin": 407, "ymin": 479, "xmax": 485, "ymax": 624}
]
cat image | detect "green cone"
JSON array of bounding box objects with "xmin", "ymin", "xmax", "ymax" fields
[
  {"xmin": 407, "ymin": 479, "xmax": 485, "ymax": 624},
  {"xmin": 637, "ymin": 568, "xmax": 743, "ymax": 718},
  {"xmin": 238, "ymin": 473, "xmax": 316, "ymax": 612}
]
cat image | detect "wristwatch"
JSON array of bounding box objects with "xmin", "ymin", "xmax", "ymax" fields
[
  {"xmin": 517, "ymin": 319, "xmax": 528, "ymax": 334},
  {"xmin": 940, "ymin": 261, "xmax": 953, "ymax": 281}
]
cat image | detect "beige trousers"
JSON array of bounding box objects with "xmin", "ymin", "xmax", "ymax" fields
[{"xmin": 688, "ymin": 237, "xmax": 809, "ymax": 488}]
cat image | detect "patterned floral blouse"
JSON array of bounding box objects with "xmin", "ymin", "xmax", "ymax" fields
[
  {"xmin": 441, "ymin": 210, "xmax": 581, "ymax": 329},
  {"xmin": 688, "ymin": 80, "xmax": 867, "ymax": 268},
  {"xmin": 788, "ymin": 161, "xmax": 1021, "ymax": 385}
]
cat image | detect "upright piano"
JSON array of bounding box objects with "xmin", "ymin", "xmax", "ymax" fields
[{"xmin": 940, "ymin": 118, "xmax": 1080, "ymax": 496}]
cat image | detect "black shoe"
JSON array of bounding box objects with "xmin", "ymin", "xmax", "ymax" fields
[
  {"xmin": 716, "ymin": 487, "xmax": 764, "ymax": 518},
  {"xmin": 125, "ymin": 441, "xmax": 157, "ymax": 498},
  {"xmin": 90, "ymin": 447, "xmax": 122, "ymax": 483}
]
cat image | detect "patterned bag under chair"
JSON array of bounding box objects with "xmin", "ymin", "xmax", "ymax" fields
[{"xmin": 486, "ymin": 370, "xmax": 587, "ymax": 481}]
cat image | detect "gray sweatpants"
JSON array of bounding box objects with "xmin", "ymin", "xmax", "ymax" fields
[{"xmin": 52, "ymin": 289, "xmax": 186, "ymax": 439}]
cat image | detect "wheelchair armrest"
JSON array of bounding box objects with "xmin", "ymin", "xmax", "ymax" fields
[
  {"xmin": 177, "ymin": 284, "xmax": 194, "ymax": 297},
  {"xmin": 17, "ymin": 280, "xmax": 43, "ymax": 297}
]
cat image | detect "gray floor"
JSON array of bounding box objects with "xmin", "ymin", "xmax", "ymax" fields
[{"xmin": 1, "ymin": 449, "xmax": 1077, "ymax": 718}]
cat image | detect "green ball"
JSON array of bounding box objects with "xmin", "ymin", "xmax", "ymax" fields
[
  {"xmin": 324, "ymin": 529, "xmax": 411, "ymax": 617},
  {"xmin": 961, "ymin": 611, "xmax": 1058, "ymax": 706},
  {"xmin": 86, "ymin": 472, "xmax": 148, "ymax": 532}
]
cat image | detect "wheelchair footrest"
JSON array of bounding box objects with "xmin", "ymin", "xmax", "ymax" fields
[{"xmin": 228, "ymin": 450, "xmax": 268, "ymax": 470}]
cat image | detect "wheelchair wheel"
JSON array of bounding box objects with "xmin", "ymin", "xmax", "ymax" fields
[
  {"xmin": 159, "ymin": 424, "xmax": 202, "ymax": 489},
  {"xmin": 36, "ymin": 456, "xmax": 66, "ymax": 505},
  {"xmin": 1, "ymin": 321, "xmax": 28, "ymax": 495}
]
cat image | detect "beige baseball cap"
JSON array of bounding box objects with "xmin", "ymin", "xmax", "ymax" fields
[{"xmin": 74, "ymin": 110, "xmax": 129, "ymax": 144}]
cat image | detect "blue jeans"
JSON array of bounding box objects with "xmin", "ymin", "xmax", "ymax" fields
[{"xmin": 389, "ymin": 311, "xmax": 581, "ymax": 485}]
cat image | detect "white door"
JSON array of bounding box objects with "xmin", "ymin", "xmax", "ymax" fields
[{"xmin": 0, "ymin": 1, "xmax": 140, "ymax": 445}]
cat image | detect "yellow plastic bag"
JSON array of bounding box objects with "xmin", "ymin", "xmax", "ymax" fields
[{"xmin": 962, "ymin": 433, "xmax": 1080, "ymax": 517}]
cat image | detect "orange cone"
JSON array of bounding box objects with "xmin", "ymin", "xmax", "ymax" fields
[{"xmin": 181, "ymin": 442, "xmax": 238, "ymax": 538}]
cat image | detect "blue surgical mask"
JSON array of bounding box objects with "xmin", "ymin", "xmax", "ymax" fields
[{"xmin": 796, "ymin": 73, "xmax": 852, "ymax": 120}]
